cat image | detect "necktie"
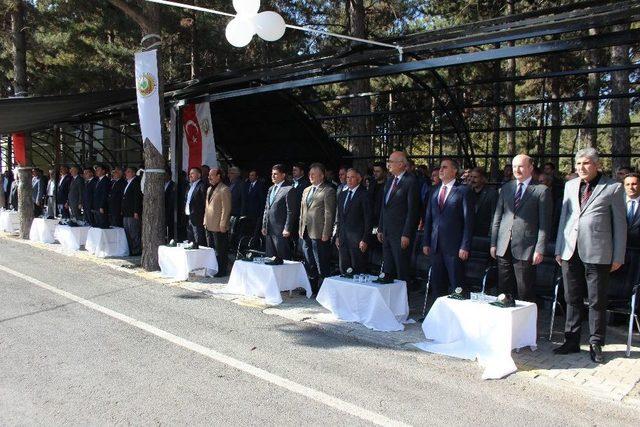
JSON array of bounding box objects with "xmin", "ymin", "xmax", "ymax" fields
[
  {"xmin": 628, "ymin": 200, "xmax": 636, "ymax": 223},
  {"xmin": 438, "ymin": 185, "xmax": 447, "ymax": 210},
  {"xmin": 514, "ymin": 183, "xmax": 523, "ymax": 211},
  {"xmin": 269, "ymin": 185, "xmax": 278, "ymax": 205},
  {"xmin": 386, "ymin": 177, "xmax": 399, "ymax": 203},
  {"xmin": 580, "ymin": 181, "xmax": 592, "ymax": 208},
  {"xmin": 306, "ymin": 187, "xmax": 316, "ymax": 207},
  {"xmin": 344, "ymin": 190, "xmax": 353, "ymax": 210}
]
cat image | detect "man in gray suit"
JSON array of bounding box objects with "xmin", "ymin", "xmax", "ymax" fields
[
  {"xmin": 299, "ymin": 163, "xmax": 336, "ymax": 293},
  {"xmin": 262, "ymin": 164, "xmax": 298, "ymax": 260},
  {"xmin": 491, "ymin": 154, "xmax": 552, "ymax": 302},
  {"xmin": 67, "ymin": 166, "xmax": 84, "ymax": 221},
  {"xmin": 554, "ymin": 148, "xmax": 626, "ymax": 363}
]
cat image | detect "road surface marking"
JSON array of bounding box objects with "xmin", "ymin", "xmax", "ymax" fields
[{"xmin": 0, "ymin": 264, "xmax": 410, "ymax": 427}]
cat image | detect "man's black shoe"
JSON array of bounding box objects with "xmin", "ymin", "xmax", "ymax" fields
[
  {"xmin": 590, "ymin": 344, "xmax": 604, "ymax": 363},
  {"xmin": 553, "ymin": 341, "xmax": 580, "ymax": 355}
]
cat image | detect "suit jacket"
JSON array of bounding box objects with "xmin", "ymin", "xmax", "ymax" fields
[
  {"xmin": 32, "ymin": 177, "xmax": 44, "ymax": 205},
  {"xmin": 335, "ymin": 186, "xmax": 372, "ymax": 244},
  {"xmin": 491, "ymin": 180, "xmax": 551, "ymax": 261},
  {"xmin": 378, "ymin": 173, "xmax": 420, "ymax": 240},
  {"xmin": 68, "ymin": 175, "xmax": 84, "ymax": 209},
  {"xmin": 83, "ymin": 177, "xmax": 97, "ymax": 212},
  {"xmin": 245, "ymin": 180, "xmax": 267, "ymax": 219},
  {"xmin": 204, "ymin": 182, "xmax": 232, "ymax": 232},
  {"xmin": 57, "ymin": 174, "xmax": 72, "ymax": 205},
  {"xmin": 108, "ymin": 178, "xmax": 127, "ymax": 217},
  {"xmin": 229, "ymin": 177, "xmax": 247, "ymax": 217},
  {"xmin": 291, "ymin": 177, "xmax": 310, "ymax": 213},
  {"xmin": 186, "ymin": 180, "xmax": 206, "ymax": 226},
  {"xmin": 9, "ymin": 180, "xmax": 19, "ymax": 209},
  {"xmin": 472, "ymin": 186, "xmax": 498, "ymax": 237},
  {"xmin": 122, "ymin": 177, "xmax": 143, "ymax": 217},
  {"xmin": 423, "ymin": 182, "xmax": 474, "ymax": 255},
  {"xmin": 626, "ymin": 198, "xmax": 640, "ymax": 250},
  {"xmin": 262, "ymin": 182, "xmax": 298, "ymax": 235},
  {"xmin": 91, "ymin": 176, "xmax": 110, "ymax": 212},
  {"xmin": 555, "ymin": 175, "xmax": 626, "ymax": 265},
  {"xmin": 299, "ymin": 183, "xmax": 336, "ymax": 240}
]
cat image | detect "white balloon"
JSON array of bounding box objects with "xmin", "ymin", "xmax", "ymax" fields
[
  {"xmin": 254, "ymin": 11, "xmax": 286, "ymax": 42},
  {"xmin": 225, "ymin": 16, "xmax": 255, "ymax": 48},
  {"xmin": 232, "ymin": 0, "xmax": 260, "ymax": 16}
]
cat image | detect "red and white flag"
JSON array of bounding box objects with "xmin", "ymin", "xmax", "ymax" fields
[{"xmin": 182, "ymin": 102, "xmax": 218, "ymax": 171}]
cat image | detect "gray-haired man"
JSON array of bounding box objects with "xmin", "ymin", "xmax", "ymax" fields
[{"xmin": 554, "ymin": 148, "xmax": 626, "ymax": 363}]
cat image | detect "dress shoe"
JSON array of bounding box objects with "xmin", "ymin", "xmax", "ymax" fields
[
  {"xmin": 553, "ymin": 341, "xmax": 580, "ymax": 355},
  {"xmin": 590, "ymin": 343, "xmax": 604, "ymax": 363}
]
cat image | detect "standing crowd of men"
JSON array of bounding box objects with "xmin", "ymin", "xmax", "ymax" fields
[{"xmin": 3, "ymin": 147, "xmax": 637, "ymax": 363}]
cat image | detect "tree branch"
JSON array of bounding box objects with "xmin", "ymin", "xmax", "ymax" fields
[{"xmin": 108, "ymin": 0, "xmax": 152, "ymax": 34}]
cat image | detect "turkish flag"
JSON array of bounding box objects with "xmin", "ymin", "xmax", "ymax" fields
[{"xmin": 182, "ymin": 104, "xmax": 202, "ymax": 170}]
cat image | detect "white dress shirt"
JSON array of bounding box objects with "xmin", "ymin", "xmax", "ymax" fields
[{"xmin": 185, "ymin": 181, "xmax": 197, "ymax": 216}]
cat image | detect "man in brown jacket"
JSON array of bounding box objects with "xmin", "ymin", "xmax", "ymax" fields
[
  {"xmin": 204, "ymin": 168, "xmax": 232, "ymax": 277},
  {"xmin": 299, "ymin": 163, "xmax": 336, "ymax": 292}
]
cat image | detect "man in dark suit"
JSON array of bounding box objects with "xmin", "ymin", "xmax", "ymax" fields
[
  {"xmin": 2, "ymin": 170, "xmax": 13, "ymax": 209},
  {"xmin": 491, "ymin": 154, "xmax": 551, "ymax": 302},
  {"xmin": 122, "ymin": 167, "xmax": 143, "ymax": 255},
  {"xmin": 228, "ymin": 166, "xmax": 247, "ymax": 247},
  {"xmin": 423, "ymin": 158, "xmax": 474, "ymax": 296},
  {"xmin": 31, "ymin": 168, "xmax": 45, "ymax": 217},
  {"xmin": 245, "ymin": 170, "xmax": 267, "ymax": 234},
  {"xmin": 108, "ymin": 166, "xmax": 127, "ymax": 227},
  {"xmin": 57, "ymin": 165, "xmax": 72, "ymax": 218},
  {"xmin": 554, "ymin": 148, "xmax": 626, "ymax": 363},
  {"xmin": 185, "ymin": 167, "xmax": 207, "ymax": 248},
  {"xmin": 164, "ymin": 169, "xmax": 175, "ymax": 241},
  {"xmin": 262, "ymin": 164, "xmax": 298, "ymax": 260},
  {"xmin": 66, "ymin": 166, "xmax": 83, "ymax": 221},
  {"xmin": 82, "ymin": 167, "xmax": 97, "ymax": 225},
  {"xmin": 299, "ymin": 163, "xmax": 337, "ymax": 292},
  {"xmin": 291, "ymin": 163, "xmax": 310, "ymax": 206},
  {"xmin": 469, "ymin": 167, "xmax": 498, "ymax": 238},
  {"xmin": 624, "ymin": 173, "xmax": 640, "ymax": 249},
  {"xmin": 377, "ymin": 151, "xmax": 420, "ymax": 284},
  {"xmin": 91, "ymin": 163, "xmax": 110, "ymax": 228},
  {"xmin": 370, "ymin": 162, "xmax": 387, "ymax": 231},
  {"xmin": 335, "ymin": 168, "xmax": 372, "ymax": 274}
]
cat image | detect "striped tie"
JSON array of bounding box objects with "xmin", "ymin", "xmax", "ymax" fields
[{"xmin": 514, "ymin": 183, "xmax": 523, "ymax": 211}]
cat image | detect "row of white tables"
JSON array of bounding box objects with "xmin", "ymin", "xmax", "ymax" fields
[{"xmin": 7, "ymin": 211, "xmax": 537, "ymax": 379}]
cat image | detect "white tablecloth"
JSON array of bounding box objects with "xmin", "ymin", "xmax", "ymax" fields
[
  {"xmin": 158, "ymin": 246, "xmax": 218, "ymax": 280},
  {"xmin": 316, "ymin": 275, "xmax": 409, "ymax": 332},
  {"xmin": 225, "ymin": 260, "xmax": 312, "ymax": 305},
  {"xmin": 414, "ymin": 297, "xmax": 537, "ymax": 379},
  {"xmin": 29, "ymin": 218, "xmax": 60, "ymax": 243},
  {"xmin": 85, "ymin": 227, "xmax": 129, "ymax": 258},
  {"xmin": 0, "ymin": 210, "xmax": 19, "ymax": 232},
  {"xmin": 54, "ymin": 225, "xmax": 90, "ymax": 251}
]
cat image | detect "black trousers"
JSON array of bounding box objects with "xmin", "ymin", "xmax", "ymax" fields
[
  {"xmin": 562, "ymin": 252, "xmax": 609, "ymax": 346},
  {"xmin": 187, "ymin": 222, "xmax": 207, "ymax": 248},
  {"xmin": 497, "ymin": 243, "xmax": 536, "ymax": 302},
  {"xmin": 92, "ymin": 210, "xmax": 108, "ymax": 228},
  {"xmin": 430, "ymin": 251, "xmax": 465, "ymax": 297},
  {"xmin": 110, "ymin": 213, "xmax": 123, "ymax": 227},
  {"xmin": 84, "ymin": 208, "xmax": 93, "ymax": 226},
  {"xmin": 265, "ymin": 233, "xmax": 292, "ymax": 260},
  {"xmin": 338, "ymin": 235, "xmax": 367, "ymax": 274},
  {"xmin": 301, "ymin": 230, "xmax": 332, "ymax": 285},
  {"xmin": 206, "ymin": 230, "xmax": 228, "ymax": 275},
  {"xmin": 382, "ymin": 233, "xmax": 413, "ymax": 281}
]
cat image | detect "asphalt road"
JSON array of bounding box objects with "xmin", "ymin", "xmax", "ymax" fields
[{"xmin": 0, "ymin": 237, "xmax": 638, "ymax": 426}]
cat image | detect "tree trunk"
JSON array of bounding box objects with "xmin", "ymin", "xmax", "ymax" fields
[
  {"xmin": 11, "ymin": 0, "xmax": 27, "ymax": 97},
  {"xmin": 549, "ymin": 77, "xmax": 561, "ymax": 168},
  {"xmin": 581, "ymin": 28, "xmax": 602, "ymax": 149},
  {"xmin": 504, "ymin": 0, "xmax": 516, "ymax": 156},
  {"xmin": 11, "ymin": 0, "xmax": 32, "ymax": 238},
  {"xmin": 346, "ymin": 0, "xmax": 373, "ymax": 171},
  {"xmin": 610, "ymin": 23, "xmax": 631, "ymax": 171},
  {"xmin": 110, "ymin": 0, "xmax": 166, "ymax": 270},
  {"xmin": 491, "ymin": 57, "xmax": 501, "ymax": 181}
]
